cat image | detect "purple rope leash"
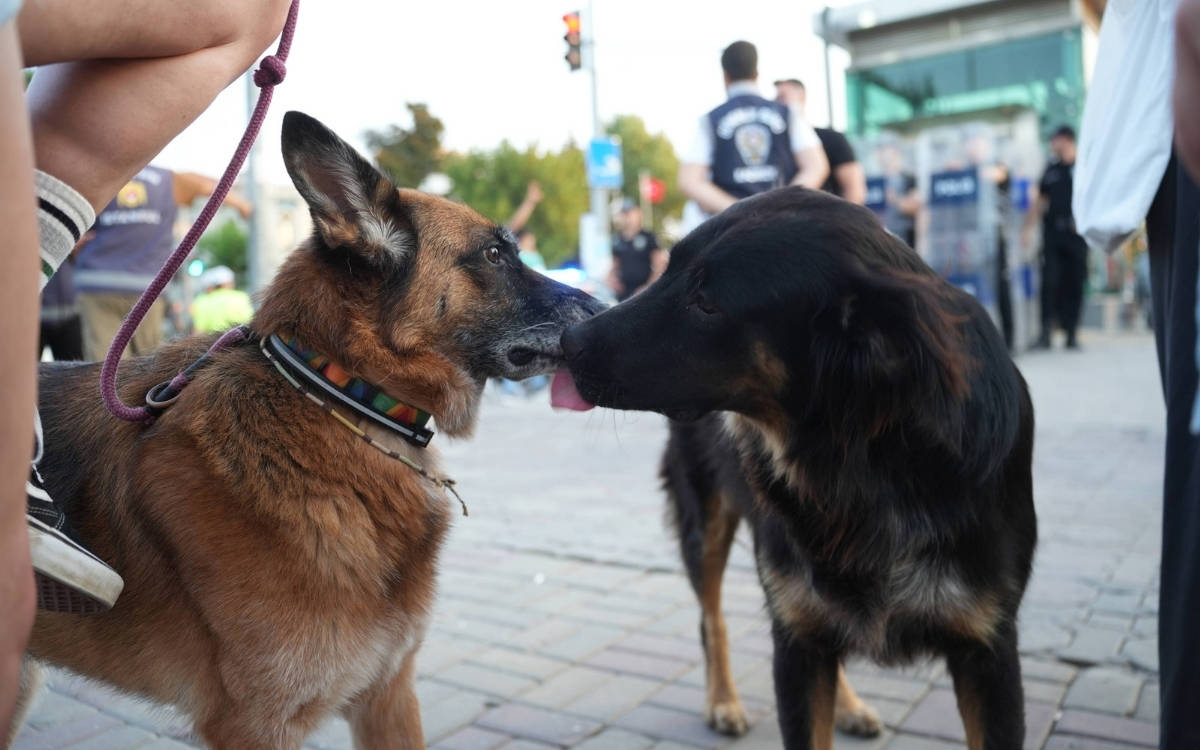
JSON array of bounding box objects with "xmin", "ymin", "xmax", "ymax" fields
[{"xmin": 100, "ymin": 0, "xmax": 300, "ymax": 424}]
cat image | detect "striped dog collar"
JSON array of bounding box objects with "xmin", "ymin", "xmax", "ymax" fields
[{"xmin": 263, "ymin": 333, "xmax": 435, "ymax": 448}]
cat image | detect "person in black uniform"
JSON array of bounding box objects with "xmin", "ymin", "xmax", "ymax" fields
[
  {"xmin": 608, "ymin": 199, "xmax": 664, "ymax": 302},
  {"xmin": 1025, "ymin": 125, "xmax": 1087, "ymax": 349},
  {"xmin": 678, "ymin": 41, "xmax": 828, "ymax": 223},
  {"xmin": 774, "ymin": 77, "xmax": 865, "ymax": 204}
]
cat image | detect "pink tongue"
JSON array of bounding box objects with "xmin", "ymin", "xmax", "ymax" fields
[{"xmin": 550, "ymin": 368, "xmax": 594, "ymax": 411}]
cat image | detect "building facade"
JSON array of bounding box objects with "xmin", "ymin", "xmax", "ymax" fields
[
  {"xmin": 819, "ymin": 0, "xmax": 1103, "ymax": 141},
  {"xmin": 816, "ymin": 0, "xmax": 1106, "ymax": 349}
]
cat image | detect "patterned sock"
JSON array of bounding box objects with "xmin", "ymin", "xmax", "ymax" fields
[{"xmin": 35, "ymin": 170, "xmax": 94, "ymax": 291}]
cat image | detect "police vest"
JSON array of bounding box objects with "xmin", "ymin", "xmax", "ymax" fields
[
  {"xmin": 706, "ymin": 95, "xmax": 797, "ymax": 199},
  {"xmin": 75, "ymin": 165, "xmax": 178, "ymax": 294}
]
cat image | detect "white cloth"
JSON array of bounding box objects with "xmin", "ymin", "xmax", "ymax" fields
[
  {"xmin": 1072, "ymin": 0, "xmax": 1179, "ymax": 255},
  {"xmin": 681, "ymin": 81, "xmax": 821, "ymax": 166}
]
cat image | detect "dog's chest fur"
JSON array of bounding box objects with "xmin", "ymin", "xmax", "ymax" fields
[{"xmin": 723, "ymin": 414, "xmax": 997, "ymax": 661}]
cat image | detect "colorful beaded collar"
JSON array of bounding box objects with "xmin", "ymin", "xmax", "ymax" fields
[{"xmin": 262, "ymin": 333, "xmax": 435, "ymax": 448}]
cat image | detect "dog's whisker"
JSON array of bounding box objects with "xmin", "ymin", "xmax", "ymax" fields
[{"xmin": 515, "ymin": 322, "xmax": 556, "ymax": 335}]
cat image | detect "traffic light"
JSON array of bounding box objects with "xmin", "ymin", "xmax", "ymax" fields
[{"xmin": 563, "ymin": 11, "xmax": 582, "ymax": 71}]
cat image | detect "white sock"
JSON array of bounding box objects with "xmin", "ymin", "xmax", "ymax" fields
[{"xmin": 35, "ymin": 170, "xmax": 94, "ymax": 291}]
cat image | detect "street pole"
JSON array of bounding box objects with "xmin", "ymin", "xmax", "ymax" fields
[
  {"xmin": 586, "ymin": 0, "xmax": 610, "ymax": 277},
  {"xmin": 244, "ymin": 71, "xmax": 265, "ymax": 293},
  {"xmin": 822, "ymin": 5, "xmax": 835, "ymax": 128},
  {"xmin": 638, "ymin": 169, "xmax": 651, "ymax": 228}
]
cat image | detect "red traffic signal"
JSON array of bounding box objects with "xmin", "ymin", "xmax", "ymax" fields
[
  {"xmin": 639, "ymin": 175, "xmax": 666, "ymax": 205},
  {"xmin": 563, "ymin": 11, "xmax": 582, "ymax": 71}
]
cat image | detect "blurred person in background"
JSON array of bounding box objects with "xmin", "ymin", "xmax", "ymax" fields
[
  {"xmin": 190, "ymin": 265, "xmax": 252, "ymax": 334},
  {"xmin": 877, "ymin": 140, "xmax": 922, "ymax": 250},
  {"xmin": 74, "ymin": 166, "xmax": 251, "ymax": 360},
  {"xmin": 962, "ymin": 127, "xmax": 1016, "ymax": 351},
  {"xmin": 679, "ymin": 41, "xmax": 828, "ymax": 230},
  {"xmin": 607, "ymin": 199, "xmax": 665, "ymax": 302},
  {"xmin": 515, "ymin": 230, "xmax": 547, "ymax": 272},
  {"xmin": 507, "ymin": 180, "xmax": 541, "ymax": 236},
  {"xmin": 38, "ymin": 234, "xmax": 89, "ymax": 361},
  {"xmin": 774, "ymin": 77, "xmax": 865, "ymax": 204},
  {"xmin": 1025, "ymin": 125, "xmax": 1087, "ymax": 350}
]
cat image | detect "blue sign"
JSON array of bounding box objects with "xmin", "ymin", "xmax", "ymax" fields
[
  {"xmin": 1011, "ymin": 177, "xmax": 1031, "ymax": 212},
  {"xmin": 587, "ymin": 138, "xmax": 623, "ymax": 189},
  {"xmin": 929, "ymin": 168, "xmax": 979, "ymax": 206},
  {"xmin": 945, "ymin": 272, "xmax": 991, "ymax": 304},
  {"xmin": 865, "ymin": 177, "xmax": 887, "ymax": 214}
]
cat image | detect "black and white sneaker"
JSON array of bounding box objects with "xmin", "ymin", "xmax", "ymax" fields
[{"xmin": 27, "ymin": 415, "xmax": 123, "ymax": 614}]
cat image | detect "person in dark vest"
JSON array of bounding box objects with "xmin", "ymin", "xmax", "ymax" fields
[
  {"xmin": 38, "ymin": 251, "xmax": 84, "ymax": 361},
  {"xmin": 607, "ymin": 199, "xmax": 665, "ymax": 302},
  {"xmin": 679, "ymin": 41, "xmax": 828, "ymax": 226},
  {"xmin": 1024, "ymin": 125, "xmax": 1087, "ymax": 350},
  {"xmin": 74, "ymin": 165, "xmax": 251, "ymax": 361},
  {"xmin": 774, "ymin": 77, "xmax": 865, "ymax": 204}
]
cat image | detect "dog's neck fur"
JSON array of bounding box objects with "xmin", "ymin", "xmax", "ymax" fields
[{"xmin": 253, "ymin": 246, "xmax": 482, "ymax": 438}]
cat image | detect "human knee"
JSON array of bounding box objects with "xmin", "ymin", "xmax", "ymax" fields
[
  {"xmin": 230, "ymin": 0, "xmax": 292, "ymax": 58},
  {"xmin": 192, "ymin": 0, "xmax": 290, "ymax": 77}
]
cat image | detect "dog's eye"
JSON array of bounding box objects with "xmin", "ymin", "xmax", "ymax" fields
[
  {"xmin": 690, "ymin": 297, "xmax": 720, "ymax": 317},
  {"xmin": 484, "ymin": 246, "xmax": 502, "ymax": 265}
]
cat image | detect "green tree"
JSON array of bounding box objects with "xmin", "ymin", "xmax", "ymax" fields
[
  {"xmin": 605, "ymin": 115, "xmax": 683, "ymax": 232},
  {"xmin": 443, "ymin": 142, "xmax": 588, "ymax": 268},
  {"xmin": 196, "ymin": 218, "xmax": 247, "ymax": 276},
  {"xmin": 365, "ymin": 103, "xmax": 445, "ymax": 188}
]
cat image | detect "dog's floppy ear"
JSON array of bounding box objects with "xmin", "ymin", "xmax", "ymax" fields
[
  {"xmin": 836, "ymin": 266, "xmax": 970, "ymax": 449},
  {"xmin": 281, "ymin": 111, "xmax": 412, "ymax": 260}
]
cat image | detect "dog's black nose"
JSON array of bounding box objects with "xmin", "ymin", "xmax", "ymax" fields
[{"xmin": 561, "ymin": 323, "xmax": 586, "ymax": 363}]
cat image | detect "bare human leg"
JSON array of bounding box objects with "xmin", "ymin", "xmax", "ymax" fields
[
  {"xmin": 19, "ymin": 0, "xmax": 292, "ymax": 214},
  {"xmin": 0, "ymin": 17, "xmax": 39, "ymax": 735}
]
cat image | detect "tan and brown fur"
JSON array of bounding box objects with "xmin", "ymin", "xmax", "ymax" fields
[
  {"xmin": 668, "ymin": 484, "xmax": 882, "ymax": 739},
  {"xmin": 17, "ymin": 112, "xmax": 601, "ymax": 750}
]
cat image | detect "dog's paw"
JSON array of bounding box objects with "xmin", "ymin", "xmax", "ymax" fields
[
  {"xmin": 835, "ymin": 699, "xmax": 883, "ymax": 736},
  {"xmin": 706, "ymin": 699, "xmax": 750, "ymax": 736}
]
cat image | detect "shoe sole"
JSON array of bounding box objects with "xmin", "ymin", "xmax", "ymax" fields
[{"xmin": 28, "ymin": 518, "xmax": 124, "ymax": 614}]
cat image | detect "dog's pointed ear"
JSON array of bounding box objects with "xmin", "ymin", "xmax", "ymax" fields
[{"xmin": 281, "ymin": 111, "xmax": 413, "ymax": 259}]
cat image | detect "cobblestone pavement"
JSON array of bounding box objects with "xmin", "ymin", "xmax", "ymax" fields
[{"xmin": 14, "ymin": 331, "xmax": 1165, "ymax": 749}]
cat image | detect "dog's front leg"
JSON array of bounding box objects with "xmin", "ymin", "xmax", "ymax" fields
[
  {"xmin": 945, "ymin": 620, "xmax": 1025, "ymax": 750},
  {"xmin": 345, "ymin": 647, "xmax": 424, "ymax": 750},
  {"xmin": 771, "ymin": 622, "xmax": 838, "ymax": 750}
]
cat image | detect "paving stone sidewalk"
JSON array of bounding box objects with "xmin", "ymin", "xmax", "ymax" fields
[{"xmin": 13, "ymin": 331, "xmax": 1165, "ymax": 749}]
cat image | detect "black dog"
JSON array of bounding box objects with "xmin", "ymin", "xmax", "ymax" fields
[{"xmin": 555, "ymin": 187, "xmax": 1036, "ymax": 749}]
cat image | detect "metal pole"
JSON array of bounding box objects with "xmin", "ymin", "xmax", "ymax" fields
[
  {"xmin": 244, "ymin": 71, "xmax": 265, "ymax": 293},
  {"xmin": 822, "ymin": 5, "xmax": 834, "ymax": 128},
  {"xmin": 586, "ymin": 0, "xmax": 610, "ymax": 276}
]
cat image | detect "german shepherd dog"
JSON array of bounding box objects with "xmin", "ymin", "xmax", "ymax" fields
[
  {"xmin": 16, "ymin": 112, "xmax": 602, "ymax": 749},
  {"xmin": 555, "ymin": 187, "xmax": 1037, "ymax": 749}
]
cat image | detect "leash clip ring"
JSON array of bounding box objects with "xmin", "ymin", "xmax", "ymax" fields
[{"xmin": 145, "ymin": 381, "xmax": 182, "ymax": 410}]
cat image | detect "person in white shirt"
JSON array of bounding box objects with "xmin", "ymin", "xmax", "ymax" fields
[
  {"xmin": 678, "ymin": 41, "xmax": 828, "ymax": 225},
  {"xmin": 1073, "ymin": 1, "xmax": 1200, "ymax": 744}
]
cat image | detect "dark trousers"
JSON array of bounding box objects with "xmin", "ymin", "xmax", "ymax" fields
[
  {"xmin": 995, "ymin": 234, "xmax": 1013, "ymax": 350},
  {"xmin": 38, "ymin": 315, "xmax": 84, "ymax": 361},
  {"xmin": 1040, "ymin": 231, "xmax": 1088, "ymax": 341},
  {"xmin": 1146, "ymin": 153, "xmax": 1200, "ymax": 749}
]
